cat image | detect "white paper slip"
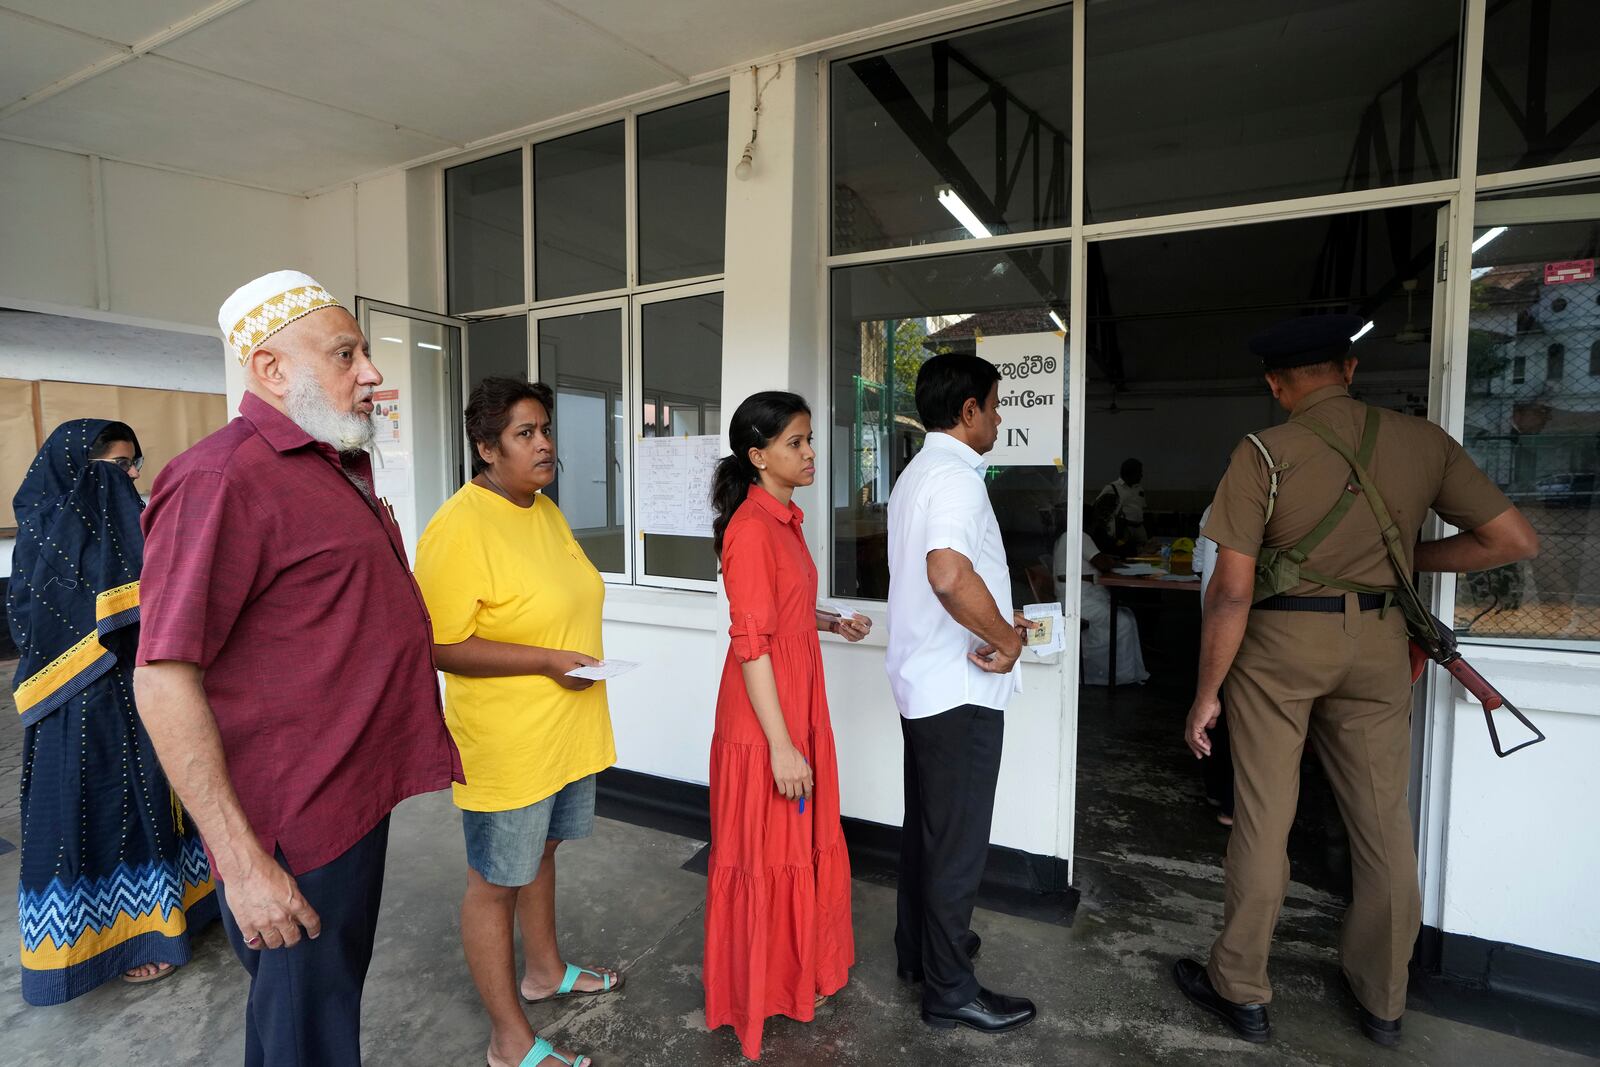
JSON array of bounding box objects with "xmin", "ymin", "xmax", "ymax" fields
[
  {"xmin": 564, "ymin": 660, "xmax": 640, "ymax": 681},
  {"xmin": 1020, "ymin": 602, "xmax": 1066, "ymax": 656},
  {"xmin": 1158, "ymin": 573, "xmax": 1200, "ymax": 582},
  {"xmin": 1113, "ymin": 563, "xmax": 1163, "ymax": 576},
  {"xmin": 816, "ymin": 599, "xmax": 861, "ymax": 620}
]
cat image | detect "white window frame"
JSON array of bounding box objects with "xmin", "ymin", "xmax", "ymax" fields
[
  {"xmin": 814, "ymin": 0, "xmax": 1600, "ymax": 887},
  {"xmin": 443, "ymin": 85, "xmax": 733, "ymax": 594},
  {"xmin": 631, "ymin": 278, "xmax": 728, "ymax": 595},
  {"xmin": 530, "ymin": 295, "xmax": 635, "ymax": 585},
  {"xmin": 442, "ymin": 86, "xmax": 733, "ymax": 319}
]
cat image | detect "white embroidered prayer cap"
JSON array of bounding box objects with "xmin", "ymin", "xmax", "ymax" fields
[{"xmin": 218, "ymin": 269, "xmax": 346, "ymax": 365}]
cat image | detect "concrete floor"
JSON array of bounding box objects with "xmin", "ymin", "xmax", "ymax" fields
[{"xmin": 3, "ymin": 660, "xmax": 1596, "ymax": 1066}]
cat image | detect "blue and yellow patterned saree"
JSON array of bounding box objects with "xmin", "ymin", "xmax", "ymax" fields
[{"xmin": 9, "ymin": 419, "xmax": 216, "ymax": 1005}]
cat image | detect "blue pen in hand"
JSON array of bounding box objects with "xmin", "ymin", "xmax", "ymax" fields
[{"xmin": 798, "ymin": 757, "xmax": 810, "ymax": 815}]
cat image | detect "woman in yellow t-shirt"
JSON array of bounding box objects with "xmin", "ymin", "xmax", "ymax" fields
[{"xmin": 415, "ymin": 377, "xmax": 618, "ymax": 1067}]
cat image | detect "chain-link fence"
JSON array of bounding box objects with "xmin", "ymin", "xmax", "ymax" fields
[{"xmin": 1458, "ymin": 236, "xmax": 1600, "ymax": 645}]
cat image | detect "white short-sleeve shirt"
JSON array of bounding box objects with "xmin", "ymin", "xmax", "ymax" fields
[{"xmin": 885, "ymin": 432, "xmax": 1020, "ymax": 719}]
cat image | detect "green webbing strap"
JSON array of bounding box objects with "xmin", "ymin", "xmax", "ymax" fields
[
  {"xmin": 1296, "ymin": 409, "xmax": 1406, "ymax": 579},
  {"xmin": 1295, "ymin": 409, "xmax": 1435, "ymax": 632},
  {"xmin": 1280, "ymin": 406, "xmax": 1383, "ymax": 569}
]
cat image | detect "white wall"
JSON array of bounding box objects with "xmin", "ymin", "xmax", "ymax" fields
[
  {"xmin": 1437, "ymin": 647, "xmax": 1600, "ymax": 962},
  {"xmin": 0, "ymin": 141, "xmax": 96, "ymax": 310},
  {"xmin": 0, "ymin": 141, "xmax": 319, "ymax": 331},
  {"xmin": 0, "ymin": 310, "xmax": 223, "ymax": 392}
]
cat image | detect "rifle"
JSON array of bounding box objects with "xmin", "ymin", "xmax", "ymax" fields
[
  {"xmin": 1295, "ymin": 414, "xmax": 1546, "ymax": 759},
  {"xmin": 1406, "ymin": 609, "xmax": 1546, "ymax": 758}
]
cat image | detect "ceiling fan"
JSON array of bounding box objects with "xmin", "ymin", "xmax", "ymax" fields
[{"xmin": 1395, "ymin": 279, "xmax": 1428, "ymax": 344}]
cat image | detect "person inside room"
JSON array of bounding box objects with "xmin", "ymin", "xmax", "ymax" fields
[{"xmin": 1055, "ymin": 494, "xmax": 1150, "ymax": 687}]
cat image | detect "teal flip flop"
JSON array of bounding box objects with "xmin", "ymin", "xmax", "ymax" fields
[
  {"xmin": 523, "ymin": 962, "xmax": 624, "ymax": 1004},
  {"xmin": 510, "ymin": 1036, "xmax": 591, "ymax": 1067}
]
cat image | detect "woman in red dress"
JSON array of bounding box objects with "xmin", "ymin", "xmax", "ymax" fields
[{"xmin": 704, "ymin": 391, "xmax": 870, "ymax": 1060}]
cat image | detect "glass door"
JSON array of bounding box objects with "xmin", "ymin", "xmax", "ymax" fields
[{"xmin": 355, "ymin": 298, "xmax": 467, "ymax": 561}]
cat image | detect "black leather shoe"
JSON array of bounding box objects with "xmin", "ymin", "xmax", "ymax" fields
[
  {"xmin": 921, "ymin": 987, "xmax": 1036, "ymax": 1033},
  {"xmin": 1339, "ymin": 971, "xmax": 1402, "ymax": 1048},
  {"xmin": 1359, "ymin": 1008, "xmax": 1401, "ymax": 1048},
  {"xmin": 896, "ymin": 933, "xmax": 982, "ymax": 984},
  {"xmin": 1173, "ymin": 958, "xmax": 1271, "ymax": 1043}
]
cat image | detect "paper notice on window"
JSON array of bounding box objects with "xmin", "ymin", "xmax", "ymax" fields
[
  {"xmin": 976, "ymin": 331, "xmax": 1065, "ymax": 468},
  {"xmin": 635, "ymin": 435, "xmax": 721, "ymax": 537},
  {"xmin": 564, "ymin": 659, "xmax": 640, "ymax": 681}
]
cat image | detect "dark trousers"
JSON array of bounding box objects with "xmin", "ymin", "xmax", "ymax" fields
[
  {"xmin": 895, "ymin": 704, "xmax": 1004, "ymax": 1010},
  {"xmin": 218, "ymin": 817, "xmax": 391, "ymax": 1067}
]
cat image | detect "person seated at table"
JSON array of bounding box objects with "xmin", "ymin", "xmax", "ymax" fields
[{"xmin": 1054, "ymin": 499, "xmax": 1149, "ymax": 687}]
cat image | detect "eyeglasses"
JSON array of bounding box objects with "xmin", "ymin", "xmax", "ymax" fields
[{"xmin": 98, "ymin": 456, "xmax": 144, "ymax": 472}]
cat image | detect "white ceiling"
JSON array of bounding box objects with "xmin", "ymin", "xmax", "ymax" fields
[{"xmin": 0, "ymin": 0, "xmax": 955, "ymax": 195}]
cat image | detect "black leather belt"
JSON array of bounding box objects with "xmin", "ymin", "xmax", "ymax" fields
[{"xmin": 1255, "ymin": 592, "xmax": 1387, "ymax": 613}]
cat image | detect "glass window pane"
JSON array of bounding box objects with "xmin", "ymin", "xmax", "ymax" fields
[
  {"xmin": 641, "ymin": 293, "xmax": 724, "ymax": 582},
  {"xmin": 1084, "ymin": 0, "xmax": 1460, "ymax": 223},
  {"xmin": 830, "ymin": 243, "xmax": 1070, "ymax": 600},
  {"xmin": 638, "ymin": 94, "xmax": 729, "ymax": 284},
  {"xmin": 1459, "ymin": 208, "xmax": 1600, "ymax": 649},
  {"xmin": 830, "ymin": 7, "xmax": 1072, "ymax": 255},
  {"xmin": 368, "ymin": 312, "xmax": 463, "ymax": 553},
  {"xmin": 466, "ymin": 315, "xmax": 528, "ymax": 392},
  {"xmin": 534, "ymin": 122, "xmax": 626, "ymax": 301},
  {"xmin": 446, "ymin": 150, "xmax": 524, "ymax": 313},
  {"xmin": 537, "ymin": 308, "xmax": 626, "ymax": 574},
  {"xmin": 1478, "ymin": 0, "xmax": 1600, "ymax": 174}
]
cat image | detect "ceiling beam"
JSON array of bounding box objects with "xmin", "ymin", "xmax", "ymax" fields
[
  {"xmin": 0, "ymin": 0, "xmax": 261, "ymax": 122},
  {"xmin": 535, "ymin": 0, "xmax": 693, "ymax": 86}
]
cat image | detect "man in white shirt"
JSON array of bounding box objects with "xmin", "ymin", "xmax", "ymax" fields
[
  {"xmin": 886, "ymin": 353, "xmax": 1036, "ymax": 1035},
  {"xmin": 1095, "ymin": 457, "xmax": 1148, "ymax": 547}
]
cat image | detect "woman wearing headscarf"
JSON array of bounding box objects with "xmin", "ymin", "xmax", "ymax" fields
[{"xmin": 9, "ymin": 420, "xmax": 216, "ymax": 1005}]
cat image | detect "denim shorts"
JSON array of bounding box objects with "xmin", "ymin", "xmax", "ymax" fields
[{"xmin": 462, "ymin": 775, "xmax": 596, "ymax": 887}]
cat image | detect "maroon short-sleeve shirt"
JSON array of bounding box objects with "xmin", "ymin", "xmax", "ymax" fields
[{"xmin": 138, "ymin": 391, "xmax": 462, "ymax": 876}]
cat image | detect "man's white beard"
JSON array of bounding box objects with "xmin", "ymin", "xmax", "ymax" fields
[{"xmin": 285, "ymin": 371, "xmax": 374, "ymax": 453}]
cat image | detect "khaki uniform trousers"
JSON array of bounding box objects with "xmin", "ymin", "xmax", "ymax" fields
[{"xmin": 1207, "ymin": 595, "xmax": 1421, "ymax": 1020}]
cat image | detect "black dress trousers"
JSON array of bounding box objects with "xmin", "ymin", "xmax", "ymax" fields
[{"xmin": 895, "ymin": 703, "xmax": 1004, "ymax": 1010}]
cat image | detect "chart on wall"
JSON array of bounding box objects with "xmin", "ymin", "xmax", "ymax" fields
[
  {"xmin": 636, "ymin": 434, "xmax": 721, "ymax": 537},
  {"xmin": 976, "ymin": 330, "xmax": 1065, "ymax": 467}
]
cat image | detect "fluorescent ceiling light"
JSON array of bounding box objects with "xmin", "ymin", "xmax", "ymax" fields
[
  {"xmin": 417, "ymin": 341, "xmax": 443, "ymax": 350},
  {"xmin": 379, "ymin": 336, "xmax": 403, "ymax": 343},
  {"xmin": 1350, "ymin": 320, "xmax": 1375, "ymax": 342},
  {"xmin": 936, "ymin": 186, "xmax": 992, "ymax": 240},
  {"xmin": 1471, "ymin": 226, "xmax": 1507, "ymax": 253},
  {"xmin": 1048, "ymin": 310, "xmax": 1067, "ymax": 332}
]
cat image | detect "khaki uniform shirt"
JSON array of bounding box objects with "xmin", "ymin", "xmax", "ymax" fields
[{"xmin": 1204, "ymin": 385, "xmax": 1511, "ymax": 597}]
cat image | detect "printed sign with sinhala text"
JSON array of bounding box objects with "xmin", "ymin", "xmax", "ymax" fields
[{"xmin": 975, "ymin": 330, "xmax": 1066, "ymax": 468}]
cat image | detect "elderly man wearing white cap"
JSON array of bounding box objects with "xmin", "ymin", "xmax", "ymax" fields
[{"xmin": 133, "ymin": 271, "xmax": 463, "ymax": 1067}]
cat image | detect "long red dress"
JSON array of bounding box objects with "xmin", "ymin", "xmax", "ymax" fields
[{"xmin": 704, "ymin": 485, "xmax": 854, "ymax": 1060}]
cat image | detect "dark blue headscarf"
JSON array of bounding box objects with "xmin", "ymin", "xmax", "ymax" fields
[{"xmin": 8, "ymin": 419, "xmax": 146, "ymax": 727}]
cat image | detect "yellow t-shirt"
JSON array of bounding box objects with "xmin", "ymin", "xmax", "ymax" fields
[{"xmin": 414, "ymin": 484, "xmax": 616, "ymax": 812}]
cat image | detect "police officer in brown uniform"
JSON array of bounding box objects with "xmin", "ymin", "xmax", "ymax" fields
[{"xmin": 1172, "ymin": 314, "xmax": 1539, "ymax": 1048}]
